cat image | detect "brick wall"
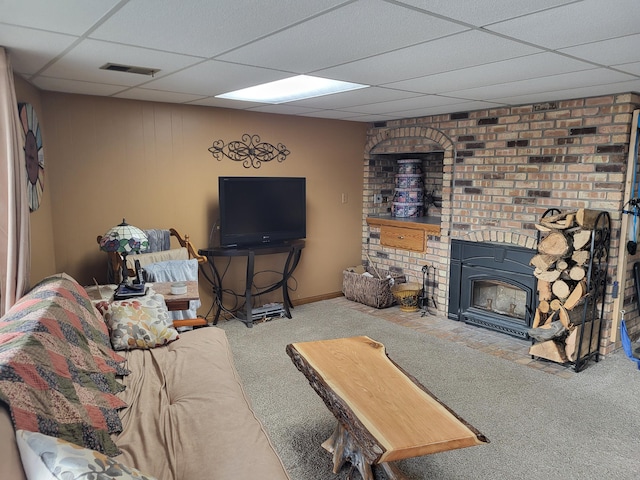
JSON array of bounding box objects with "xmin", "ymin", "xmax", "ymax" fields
[{"xmin": 363, "ymin": 93, "xmax": 640, "ymax": 354}]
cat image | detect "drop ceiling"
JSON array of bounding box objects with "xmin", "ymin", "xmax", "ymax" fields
[{"xmin": 2, "ymin": 0, "xmax": 640, "ymax": 122}]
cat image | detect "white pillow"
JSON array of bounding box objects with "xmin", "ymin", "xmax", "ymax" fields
[{"xmin": 16, "ymin": 430, "xmax": 158, "ymax": 480}]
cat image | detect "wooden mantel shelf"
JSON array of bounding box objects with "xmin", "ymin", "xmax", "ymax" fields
[
  {"xmin": 366, "ymin": 216, "xmax": 441, "ymax": 235},
  {"xmin": 367, "ymin": 216, "xmax": 441, "ymax": 252}
]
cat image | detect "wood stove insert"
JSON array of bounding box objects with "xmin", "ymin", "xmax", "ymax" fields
[{"xmin": 449, "ymin": 240, "xmax": 536, "ymax": 339}]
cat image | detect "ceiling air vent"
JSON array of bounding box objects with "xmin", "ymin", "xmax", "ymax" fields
[{"xmin": 100, "ymin": 63, "xmax": 159, "ymax": 76}]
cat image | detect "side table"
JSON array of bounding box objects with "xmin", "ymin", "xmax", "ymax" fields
[{"xmin": 151, "ymin": 281, "xmax": 200, "ymax": 312}]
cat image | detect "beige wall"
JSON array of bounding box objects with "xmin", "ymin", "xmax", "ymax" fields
[
  {"xmin": 36, "ymin": 91, "xmax": 367, "ymax": 314},
  {"xmin": 13, "ymin": 76, "xmax": 57, "ymax": 285}
]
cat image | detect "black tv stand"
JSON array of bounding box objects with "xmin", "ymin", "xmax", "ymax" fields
[{"xmin": 199, "ymin": 239, "xmax": 305, "ymax": 327}]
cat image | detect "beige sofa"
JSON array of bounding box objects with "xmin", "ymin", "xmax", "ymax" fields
[{"xmin": 0, "ymin": 274, "xmax": 290, "ymax": 480}]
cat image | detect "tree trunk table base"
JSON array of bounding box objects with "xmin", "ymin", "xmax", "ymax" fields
[
  {"xmin": 286, "ymin": 336, "xmax": 488, "ymax": 480},
  {"xmin": 321, "ymin": 423, "xmax": 409, "ymax": 480}
]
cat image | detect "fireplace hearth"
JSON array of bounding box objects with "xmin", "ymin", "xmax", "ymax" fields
[{"xmin": 449, "ymin": 240, "xmax": 537, "ymax": 339}]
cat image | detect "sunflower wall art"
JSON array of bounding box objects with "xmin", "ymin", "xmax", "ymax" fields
[{"xmin": 19, "ymin": 102, "xmax": 44, "ymax": 212}]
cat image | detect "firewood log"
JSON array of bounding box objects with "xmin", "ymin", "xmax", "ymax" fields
[
  {"xmin": 558, "ymin": 306, "xmax": 571, "ymax": 329},
  {"xmin": 562, "ymin": 213, "xmax": 575, "ymax": 229},
  {"xmin": 538, "ymin": 300, "xmax": 550, "ymax": 314},
  {"xmin": 550, "ymin": 299, "xmax": 562, "ymax": 311},
  {"xmin": 568, "ymin": 265, "xmax": 586, "ymax": 281},
  {"xmin": 551, "ymin": 279, "xmax": 571, "ymax": 300},
  {"xmin": 564, "ymin": 327, "xmax": 579, "ymax": 363},
  {"xmin": 576, "ymin": 208, "xmax": 604, "ymax": 230},
  {"xmin": 564, "ymin": 318, "xmax": 601, "ymax": 362},
  {"xmin": 532, "ymin": 308, "xmax": 542, "ymax": 328},
  {"xmin": 543, "ymin": 310, "xmax": 556, "ymax": 326},
  {"xmin": 539, "ymin": 211, "xmax": 577, "ymax": 230},
  {"xmin": 532, "ymin": 307, "xmax": 553, "ymax": 328},
  {"xmin": 538, "ymin": 231, "xmax": 571, "ymax": 256},
  {"xmin": 572, "ymin": 229, "xmax": 592, "ymax": 251},
  {"xmin": 535, "ymin": 223, "xmax": 552, "ymax": 233},
  {"xmin": 534, "ymin": 268, "xmax": 561, "ymax": 282},
  {"xmin": 564, "ymin": 304, "xmax": 585, "ymax": 327},
  {"xmin": 556, "ymin": 259, "xmax": 569, "ymax": 271},
  {"xmin": 530, "ymin": 254, "xmax": 559, "ymax": 271},
  {"xmin": 529, "ymin": 339, "xmax": 568, "ymax": 363},
  {"xmin": 540, "ymin": 212, "xmax": 569, "ymax": 224},
  {"xmin": 537, "ymin": 280, "xmax": 552, "ymax": 301},
  {"xmin": 571, "ymin": 250, "xmax": 590, "ymax": 265},
  {"xmin": 563, "ymin": 280, "xmax": 586, "ymax": 311}
]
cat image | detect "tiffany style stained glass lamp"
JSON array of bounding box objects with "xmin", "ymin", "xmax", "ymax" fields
[{"xmin": 99, "ymin": 219, "xmax": 149, "ymax": 285}]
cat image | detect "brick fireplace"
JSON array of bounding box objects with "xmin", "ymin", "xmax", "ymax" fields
[{"xmin": 362, "ymin": 93, "xmax": 640, "ymax": 355}]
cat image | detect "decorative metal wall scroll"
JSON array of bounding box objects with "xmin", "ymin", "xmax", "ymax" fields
[{"xmin": 208, "ymin": 133, "xmax": 290, "ymax": 169}]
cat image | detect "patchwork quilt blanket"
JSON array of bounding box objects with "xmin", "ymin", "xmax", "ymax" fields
[{"xmin": 0, "ymin": 274, "xmax": 129, "ymax": 456}]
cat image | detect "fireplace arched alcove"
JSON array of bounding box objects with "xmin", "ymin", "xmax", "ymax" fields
[{"xmin": 362, "ymin": 125, "xmax": 455, "ymax": 314}]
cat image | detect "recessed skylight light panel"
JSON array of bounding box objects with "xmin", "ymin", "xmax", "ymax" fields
[{"xmin": 216, "ymin": 75, "xmax": 368, "ymax": 103}]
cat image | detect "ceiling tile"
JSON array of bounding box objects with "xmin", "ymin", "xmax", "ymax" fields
[
  {"xmin": 0, "ymin": 25, "xmax": 77, "ymax": 75},
  {"xmin": 487, "ymin": 0, "xmax": 640, "ymax": 49},
  {"xmin": 113, "ymin": 87, "xmax": 206, "ymax": 104},
  {"xmin": 40, "ymin": 39, "xmax": 203, "ymax": 86},
  {"xmin": 488, "ymin": 79, "xmax": 640, "ymax": 106},
  {"xmin": 560, "ymin": 34, "xmax": 640, "ymax": 67},
  {"xmin": 315, "ymin": 30, "xmax": 542, "ymax": 85},
  {"xmin": 1, "ymin": 0, "xmax": 121, "ymax": 35},
  {"xmin": 30, "ymin": 76, "xmax": 125, "ymax": 96},
  {"xmin": 145, "ymin": 60, "xmax": 290, "ymax": 96},
  {"xmin": 186, "ymin": 96, "xmax": 266, "ymax": 109},
  {"xmin": 384, "ymin": 52, "xmax": 595, "ymax": 94},
  {"xmin": 614, "ymin": 62, "xmax": 640, "ymax": 76},
  {"xmin": 299, "ymin": 110, "xmax": 392, "ymax": 122},
  {"xmin": 340, "ymin": 94, "xmax": 469, "ymax": 115},
  {"xmin": 396, "ymin": 0, "xmax": 576, "ymax": 26},
  {"xmin": 445, "ymin": 68, "xmax": 637, "ymax": 101},
  {"xmin": 385, "ymin": 100, "xmax": 507, "ymax": 119},
  {"xmin": 287, "ymin": 87, "xmax": 423, "ymax": 109},
  {"xmin": 247, "ymin": 105, "xmax": 324, "ymax": 116},
  {"xmin": 89, "ymin": 0, "xmax": 351, "ymax": 58},
  {"xmin": 217, "ymin": 0, "xmax": 467, "ymax": 72}
]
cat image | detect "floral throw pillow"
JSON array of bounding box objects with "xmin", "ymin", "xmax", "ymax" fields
[
  {"xmin": 96, "ymin": 292, "xmax": 179, "ymax": 350},
  {"xmin": 16, "ymin": 430, "xmax": 158, "ymax": 480}
]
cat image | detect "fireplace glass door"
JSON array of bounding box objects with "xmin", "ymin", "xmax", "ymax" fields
[
  {"xmin": 461, "ymin": 268, "xmax": 534, "ymax": 338},
  {"xmin": 472, "ymin": 279, "xmax": 527, "ymax": 320}
]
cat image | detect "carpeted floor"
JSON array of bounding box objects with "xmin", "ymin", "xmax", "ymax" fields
[{"xmin": 218, "ymin": 299, "xmax": 640, "ymax": 480}]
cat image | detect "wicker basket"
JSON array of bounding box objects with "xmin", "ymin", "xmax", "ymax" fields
[
  {"xmin": 342, "ymin": 268, "xmax": 404, "ymax": 309},
  {"xmin": 391, "ymin": 282, "xmax": 422, "ymax": 312}
]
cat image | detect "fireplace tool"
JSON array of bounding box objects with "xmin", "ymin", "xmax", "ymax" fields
[{"xmin": 420, "ymin": 264, "xmax": 437, "ymax": 316}]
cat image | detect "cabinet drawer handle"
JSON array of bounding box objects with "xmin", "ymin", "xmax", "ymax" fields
[{"xmin": 398, "ymin": 235, "xmax": 404, "ymax": 239}]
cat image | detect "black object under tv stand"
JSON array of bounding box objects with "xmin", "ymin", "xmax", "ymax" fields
[{"xmin": 199, "ymin": 239, "xmax": 305, "ymax": 327}]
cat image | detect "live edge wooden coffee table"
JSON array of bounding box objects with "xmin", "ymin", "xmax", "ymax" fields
[{"xmin": 286, "ymin": 336, "xmax": 488, "ymax": 480}]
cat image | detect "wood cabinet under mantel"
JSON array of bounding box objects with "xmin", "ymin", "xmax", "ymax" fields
[{"xmin": 367, "ymin": 216, "xmax": 440, "ymax": 252}]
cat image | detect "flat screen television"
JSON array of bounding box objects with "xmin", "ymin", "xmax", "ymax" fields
[{"xmin": 218, "ymin": 176, "xmax": 306, "ymax": 247}]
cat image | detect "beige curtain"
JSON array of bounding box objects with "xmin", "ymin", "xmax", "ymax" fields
[{"xmin": 0, "ymin": 47, "xmax": 30, "ymax": 316}]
